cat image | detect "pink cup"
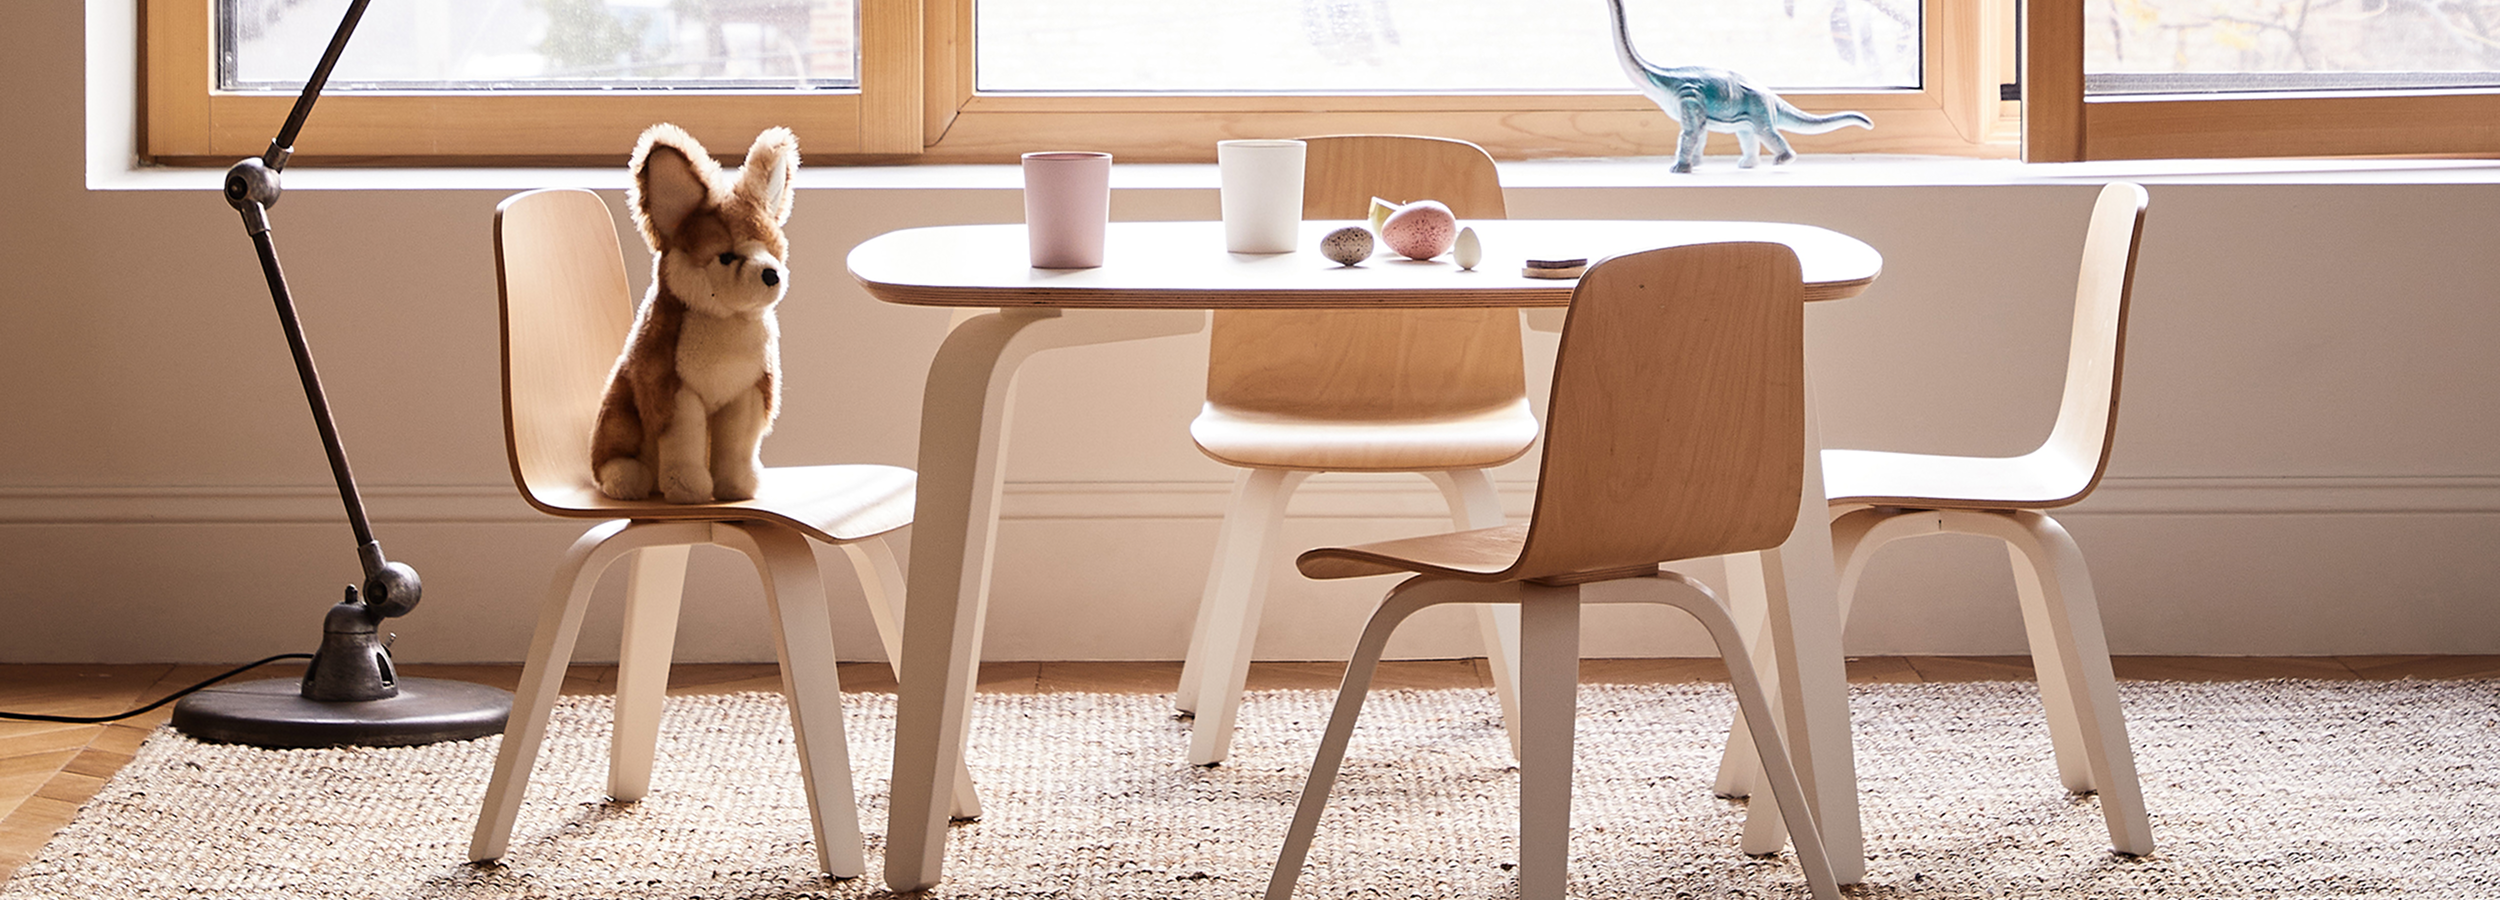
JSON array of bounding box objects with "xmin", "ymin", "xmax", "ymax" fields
[{"xmin": 1022, "ymin": 151, "xmax": 1113, "ymax": 268}]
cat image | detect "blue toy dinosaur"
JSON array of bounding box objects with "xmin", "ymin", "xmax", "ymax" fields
[{"xmin": 1605, "ymin": 0, "xmax": 1873, "ymax": 173}]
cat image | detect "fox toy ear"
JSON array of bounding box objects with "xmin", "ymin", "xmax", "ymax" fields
[
  {"xmin": 736, "ymin": 127, "xmax": 799, "ymax": 226},
  {"xmin": 629, "ymin": 124, "xmax": 716, "ymax": 246}
]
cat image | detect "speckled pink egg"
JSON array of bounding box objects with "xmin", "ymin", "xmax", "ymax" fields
[{"xmin": 1380, "ymin": 200, "xmax": 1457, "ymax": 260}]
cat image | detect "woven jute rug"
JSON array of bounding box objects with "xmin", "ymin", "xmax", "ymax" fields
[{"xmin": 6, "ymin": 679, "xmax": 2497, "ymax": 899}]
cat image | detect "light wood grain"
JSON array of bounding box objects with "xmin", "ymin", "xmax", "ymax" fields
[
  {"xmin": 1198, "ymin": 135, "xmax": 1530, "ymax": 472},
  {"xmin": 484, "ymin": 189, "xmax": 950, "ymax": 877},
  {"xmin": 856, "ymin": 207, "xmax": 1880, "ymax": 890},
  {"xmin": 496, "ymin": 189, "xmax": 917, "ymax": 543},
  {"xmin": 847, "ymin": 220, "xmax": 1880, "ymax": 310},
  {"xmin": 1820, "ymin": 182, "xmax": 2147, "ymax": 510},
  {"xmin": 1182, "ymin": 136, "xmax": 1537, "ymax": 767},
  {"xmin": 1721, "ymin": 183, "xmax": 2158, "ymax": 860},
  {"xmin": 2020, "ymin": 0, "xmax": 2087, "ymax": 162},
  {"xmin": 1263, "ymin": 242, "xmax": 1839, "ymax": 900},
  {"xmin": 1296, "ymin": 243, "xmax": 1808, "ymax": 585}
]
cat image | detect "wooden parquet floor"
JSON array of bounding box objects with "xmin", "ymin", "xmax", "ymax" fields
[{"xmin": 3, "ymin": 655, "xmax": 2494, "ymax": 884}]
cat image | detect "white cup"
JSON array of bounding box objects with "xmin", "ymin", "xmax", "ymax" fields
[
  {"xmin": 1022, "ymin": 151, "xmax": 1113, "ymax": 268},
  {"xmin": 1216, "ymin": 139, "xmax": 1306, "ymax": 254}
]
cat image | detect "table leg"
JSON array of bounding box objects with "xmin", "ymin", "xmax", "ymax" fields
[
  {"xmin": 885, "ymin": 306, "xmax": 1208, "ymax": 893},
  {"xmin": 1726, "ymin": 371, "xmax": 1864, "ymax": 884}
]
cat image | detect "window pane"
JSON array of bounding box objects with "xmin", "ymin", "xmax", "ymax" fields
[
  {"xmin": 221, "ymin": 0, "xmax": 858, "ymax": 90},
  {"xmin": 975, "ymin": 0, "xmax": 1918, "ymax": 93},
  {"xmin": 2085, "ymin": 0, "xmax": 2500, "ymax": 94}
]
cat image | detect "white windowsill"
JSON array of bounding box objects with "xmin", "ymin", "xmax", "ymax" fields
[{"xmin": 88, "ymin": 153, "xmax": 2500, "ymax": 195}]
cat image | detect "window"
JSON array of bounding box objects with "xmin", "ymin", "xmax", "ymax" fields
[
  {"xmin": 223, "ymin": 0, "xmax": 861, "ymax": 89},
  {"xmin": 2022, "ymin": 0, "xmax": 2500, "ymax": 159},
  {"xmin": 144, "ymin": 0, "xmax": 918, "ymax": 163},
  {"xmin": 144, "ymin": 0, "xmax": 2013, "ymax": 165},
  {"xmin": 916, "ymin": 0, "xmax": 2009, "ymax": 162},
  {"xmin": 973, "ymin": 0, "xmax": 1916, "ymax": 92}
]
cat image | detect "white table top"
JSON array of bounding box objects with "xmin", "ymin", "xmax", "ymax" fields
[{"xmin": 848, "ymin": 219, "xmax": 1882, "ymax": 309}]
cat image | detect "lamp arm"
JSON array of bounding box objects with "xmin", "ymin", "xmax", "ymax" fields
[
  {"xmin": 263, "ymin": 0, "xmax": 373, "ymax": 173},
  {"xmin": 218, "ymin": 0, "xmax": 419, "ymax": 621}
]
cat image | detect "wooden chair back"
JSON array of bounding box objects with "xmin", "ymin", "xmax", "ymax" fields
[
  {"xmin": 2036, "ymin": 181, "xmax": 2150, "ymax": 503},
  {"xmin": 1204, "ymin": 135, "xmax": 1525, "ymax": 426},
  {"xmin": 494, "ymin": 188, "xmax": 636, "ymax": 515},
  {"xmin": 1298, "ymin": 134, "xmax": 1509, "ymax": 220},
  {"xmin": 1508, "ymin": 242, "xmax": 1808, "ymax": 584}
]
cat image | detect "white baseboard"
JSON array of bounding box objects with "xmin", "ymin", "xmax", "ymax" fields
[
  {"xmin": 8, "ymin": 475, "xmax": 2498, "ymax": 663},
  {"xmin": 4, "ymin": 475, "xmax": 2498, "ymax": 525}
]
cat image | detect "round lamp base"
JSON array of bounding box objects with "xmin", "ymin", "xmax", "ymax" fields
[{"xmin": 171, "ymin": 676, "xmax": 511, "ymax": 748}]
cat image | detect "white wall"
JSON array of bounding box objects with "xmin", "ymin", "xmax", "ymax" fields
[{"xmin": 6, "ymin": 0, "xmax": 2498, "ymax": 664}]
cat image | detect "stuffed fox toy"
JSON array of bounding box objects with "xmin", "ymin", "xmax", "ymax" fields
[{"xmin": 592, "ymin": 124, "xmax": 798, "ymax": 503}]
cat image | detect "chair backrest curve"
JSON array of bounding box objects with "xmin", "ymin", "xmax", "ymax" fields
[
  {"xmin": 494, "ymin": 188, "xmax": 636, "ymax": 514},
  {"xmin": 2034, "ymin": 181, "xmax": 2150, "ymax": 505},
  {"xmin": 1202, "ymin": 135, "xmax": 1525, "ymax": 423},
  {"xmin": 1505, "ymin": 242, "xmax": 1807, "ymax": 583},
  {"xmin": 1298, "ymin": 134, "xmax": 1508, "ymax": 221}
]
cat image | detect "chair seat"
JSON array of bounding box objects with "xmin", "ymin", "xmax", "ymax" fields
[
  {"xmin": 1190, "ymin": 399, "xmax": 1539, "ymax": 472},
  {"xmin": 521, "ymin": 463, "xmax": 916, "ymax": 543},
  {"xmin": 1822, "ymin": 446, "xmax": 2096, "ymax": 510},
  {"xmin": 1298, "ymin": 523, "xmax": 1530, "ymax": 581}
]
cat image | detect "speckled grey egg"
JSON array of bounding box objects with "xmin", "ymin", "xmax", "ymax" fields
[{"xmin": 1320, "ymin": 225, "xmax": 1375, "ymax": 266}]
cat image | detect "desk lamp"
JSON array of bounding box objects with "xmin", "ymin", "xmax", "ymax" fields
[{"xmin": 169, "ymin": 0, "xmax": 512, "ymax": 748}]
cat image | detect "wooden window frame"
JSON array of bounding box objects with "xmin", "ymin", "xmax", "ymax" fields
[
  {"xmin": 2020, "ymin": 0, "xmax": 2500, "ymax": 161},
  {"xmin": 140, "ymin": 0, "xmax": 924, "ymax": 165},
  {"xmin": 143, "ymin": 0, "xmax": 2017, "ymax": 165},
  {"xmin": 912, "ymin": 0, "xmax": 2017, "ymax": 162}
]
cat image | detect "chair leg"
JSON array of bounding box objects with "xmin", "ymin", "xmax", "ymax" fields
[
  {"xmin": 842, "ymin": 538, "xmax": 909, "ymax": 674},
  {"xmin": 838, "ymin": 538, "xmax": 982, "ymax": 820},
  {"xmin": 1716, "ymin": 550, "xmax": 1801, "ymax": 858},
  {"xmin": 1425, "ymin": 468, "xmax": 1525, "ymax": 761},
  {"xmin": 2002, "ymin": 538, "xmax": 2096, "ymax": 794},
  {"xmin": 472, "ymin": 519, "xmax": 706, "ymax": 863},
  {"xmin": 608, "ymin": 543, "xmax": 690, "ymax": 803},
  {"xmin": 1181, "ymin": 468, "xmax": 1309, "ymax": 765},
  {"xmin": 1717, "ymin": 508, "xmax": 1923, "ymax": 800},
  {"xmin": 1947, "ymin": 510, "xmax": 2153, "ymax": 856},
  {"xmin": 1266, "ymin": 577, "xmax": 1467, "ymax": 900},
  {"xmin": 1604, "ymin": 572, "xmax": 1841, "ymax": 900},
  {"xmin": 1513, "ymin": 590, "xmax": 1581, "ymax": 900},
  {"xmin": 1712, "ymin": 550, "xmax": 1773, "ymax": 800},
  {"xmin": 719, "ymin": 522, "xmax": 868, "ymax": 879}
]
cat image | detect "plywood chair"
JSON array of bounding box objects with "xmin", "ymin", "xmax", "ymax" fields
[
  {"xmin": 1265, "ymin": 243, "xmax": 1840, "ymax": 900},
  {"xmin": 468, "ymin": 188, "xmax": 973, "ymax": 879},
  {"xmin": 1178, "ymin": 134, "xmax": 1537, "ymax": 765},
  {"xmin": 1715, "ymin": 181, "xmax": 2155, "ymax": 858}
]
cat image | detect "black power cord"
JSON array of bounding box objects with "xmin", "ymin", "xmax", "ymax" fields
[{"xmin": 0, "ymin": 654, "xmax": 315, "ymax": 724}]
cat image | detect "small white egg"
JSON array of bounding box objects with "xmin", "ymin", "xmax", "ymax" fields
[{"xmin": 1453, "ymin": 227, "xmax": 1482, "ymax": 270}]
